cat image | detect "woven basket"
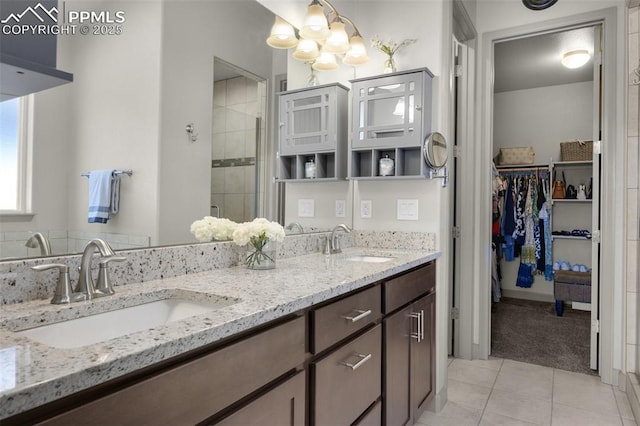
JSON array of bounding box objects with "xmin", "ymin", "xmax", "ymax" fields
[{"xmin": 560, "ymin": 140, "xmax": 593, "ymax": 161}]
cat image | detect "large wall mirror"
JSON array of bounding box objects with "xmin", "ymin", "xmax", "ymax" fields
[{"xmin": 0, "ymin": 0, "xmax": 345, "ymax": 262}]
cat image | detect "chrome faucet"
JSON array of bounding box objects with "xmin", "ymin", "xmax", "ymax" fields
[
  {"xmin": 76, "ymin": 239, "xmax": 118, "ymax": 300},
  {"xmin": 327, "ymin": 224, "xmax": 352, "ymax": 254},
  {"xmin": 25, "ymin": 232, "xmax": 52, "ymax": 256},
  {"xmin": 286, "ymin": 222, "xmax": 304, "ymax": 234}
]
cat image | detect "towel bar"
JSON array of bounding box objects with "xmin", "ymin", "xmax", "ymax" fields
[{"xmin": 81, "ymin": 169, "xmax": 133, "ymax": 177}]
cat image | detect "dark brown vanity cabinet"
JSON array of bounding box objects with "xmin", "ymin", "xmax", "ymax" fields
[
  {"xmin": 9, "ymin": 260, "xmax": 436, "ymax": 426},
  {"xmin": 383, "ymin": 262, "xmax": 436, "ymax": 426}
]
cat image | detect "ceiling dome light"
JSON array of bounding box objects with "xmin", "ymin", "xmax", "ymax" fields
[
  {"xmin": 561, "ymin": 50, "xmax": 590, "ymax": 69},
  {"xmin": 293, "ymin": 38, "xmax": 320, "ymax": 61},
  {"xmin": 522, "ymin": 0, "xmax": 558, "ymax": 10},
  {"xmin": 323, "ymin": 21, "xmax": 350, "ymax": 55},
  {"xmin": 312, "ymin": 51, "xmax": 338, "ymax": 71},
  {"xmin": 300, "ymin": 3, "xmax": 330, "ymax": 41},
  {"xmin": 266, "ymin": 16, "xmax": 298, "ymax": 49}
]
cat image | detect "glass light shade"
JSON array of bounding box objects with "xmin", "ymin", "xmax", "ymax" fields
[
  {"xmin": 299, "ymin": 4, "xmax": 330, "ymax": 41},
  {"xmin": 312, "ymin": 51, "xmax": 338, "ymax": 71},
  {"xmin": 342, "ymin": 35, "xmax": 369, "ymax": 66},
  {"xmin": 292, "ymin": 38, "xmax": 320, "ymax": 61},
  {"xmin": 561, "ymin": 50, "xmax": 590, "ymax": 69},
  {"xmin": 323, "ymin": 21, "xmax": 350, "ymax": 54},
  {"xmin": 266, "ymin": 16, "xmax": 298, "ymax": 49}
]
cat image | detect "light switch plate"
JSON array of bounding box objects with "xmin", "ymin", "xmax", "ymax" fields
[
  {"xmin": 361, "ymin": 200, "xmax": 372, "ymax": 218},
  {"xmin": 298, "ymin": 199, "xmax": 315, "ymax": 218},
  {"xmin": 397, "ymin": 199, "xmax": 419, "ymax": 220},
  {"xmin": 335, "ymin": 199, "xmax": 346, "ymax": 218}
]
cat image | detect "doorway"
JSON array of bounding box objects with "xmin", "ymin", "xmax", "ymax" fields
[
  {"xmin": 211, "ymin": 58, "xmax": 268, "ymax": 223},
  {"xmin": 489, "ymin": 24, "xmax": 602, "ymax": 374}
]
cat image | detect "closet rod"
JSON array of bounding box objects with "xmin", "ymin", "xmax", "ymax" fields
[{"xmin": 497, "ymin": 166, "xmax": 549, "ymax": 173}]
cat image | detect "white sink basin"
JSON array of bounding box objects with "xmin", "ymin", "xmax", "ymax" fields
[
  {"xmin": 344, "ymin": 255, "xmax": 395, "ymax": 263},
  {"xmin": 16, "ymin": 296, "xmax": 236, "ymax": 349}
]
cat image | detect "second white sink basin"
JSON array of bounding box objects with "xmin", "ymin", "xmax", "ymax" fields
[
  {"xmin": 16, "ymin": 296, "xmax": 237, "ymax": 349},
  {"xmin": 345, "ymin": 255, "xmax": 394, "ymax": 263}
]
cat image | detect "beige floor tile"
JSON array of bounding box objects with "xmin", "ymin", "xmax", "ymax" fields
[
  {"xmin": 448, "ymin": 360, "xmax": 500, "ymax": 388},
  {"xmin": 484, "ymin": 389, "xmax": 551, "ymax": 425},
  {"xmin": 553, "ymin": 374, "xmax": 618, "ymax": 417},
  {"xmin": 554, "ymin": 368, "xmax": 613, "ymax": 393},
  {"xmin": 416, "ymin": 401, "xmax": 483, "ymax": 426},
  {"xmin": 615, "ymin": 389, "xmax": 636, "ymax": 420},
  {"xmin": 551, "ymin": 402, "xmax": 622, "ymax": 426},
  {"xmin": 452, "ymin": 357, "xmax": 504, "ymax": 371},
  {"xmin": 493, "ymin": 368, "xmax": 553, "ymax": 401},
  {"xmin": 479, "ymin": 411, "xmax": 541, "ymax": 426},
  {"xmin": 500, "ymin": 359, "xmax": 554, "ymax": 381},
  {"xmin": 622, "ymin": 417, "xmax": 638, "ymax": 426},
  {"xmin": 447, "ymin": 378, "xmax": 492, "ymax": 410}
]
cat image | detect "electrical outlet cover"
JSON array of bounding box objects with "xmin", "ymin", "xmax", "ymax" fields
[
  {"xmin": 397, "ymin": 199, "xmax": 419, "ymax": 220},
  {"xmin": 298, "ymin": 199, "xmax": 315, "ymax": 218},
  {"xmin": 335, "ymin": 200, "xmax": 346, "ymax": 218},
  {"xmin": 361, "ymin": 200, "xmax": 372, "ymax": 218}
]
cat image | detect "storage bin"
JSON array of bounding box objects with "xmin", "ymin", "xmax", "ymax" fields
[
  {"xmin": 554, "ymin": 270, "xmax": 591, "ymax": 303},
  {"xmin": 560, "ymin": 140, "xmax": 593, "ymax": 161},
  {"xmin": 494, "ymin": 147, "xmax": 535, "ymax": 165}
]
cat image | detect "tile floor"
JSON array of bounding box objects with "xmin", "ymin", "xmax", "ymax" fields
[{"xmin": 417, "ymin": 358, "xmax": 638, "ymax": 426}]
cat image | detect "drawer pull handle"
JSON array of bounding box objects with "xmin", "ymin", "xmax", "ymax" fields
[
  {"xmin": 341, "ymin": 309, "xmax": 372, "ymax": 323},
  {"xmin": 341, "ymin": 353, "xmax": 372, "ymax": 370},
  {"xmin": 409, "ymin": 311, "xmax": 424, "ymax": 342}
]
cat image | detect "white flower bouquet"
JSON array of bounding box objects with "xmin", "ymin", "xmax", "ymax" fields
[
  {"xmin": 370, "ymin": 35, "xmax": 417, "ymax": 73},
  {"xmin": 233, "ymin": 218, "xmax": 286, "ymax": 269},
  {"xmin": 190, "ymin": 216, "xmax": 238, "ymax": 242}
]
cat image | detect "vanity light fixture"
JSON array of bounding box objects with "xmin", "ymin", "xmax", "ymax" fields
[
  {"xmin": 561, "ymin": 50, "xmax": 590, "ymax": 69},
  {"xmin": 266, "ymin": 0, "xmax": 369, "ymax": 69}
]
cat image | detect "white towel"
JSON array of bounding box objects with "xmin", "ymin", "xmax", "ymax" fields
[
  {"xmin": 110, "ymin": 174, "xmax": 120, "ymax": 214},
  {"xmin": 88, "ymin": 169, "xmax": 115, "ymax": 223}
]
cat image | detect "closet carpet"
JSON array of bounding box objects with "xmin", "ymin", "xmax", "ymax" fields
[{"xmin": 491, "ymin": 297, "xmax": 595, "ymax": 376}]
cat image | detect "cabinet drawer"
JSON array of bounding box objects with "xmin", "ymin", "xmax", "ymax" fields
[
  {"xmin": 313, "ymin": 324, "xmax": 382, "ymax": 426},
  {"xmin": 384, "ymin": 262, "xmax": 435, "ymax": 313},
  {"xmin": 218, "ymin": 371, "xmax": 305, "ymax": 426},
  {"xmin": 39, "ymin": 316, "xmax": 306, "ymax": 426},
  {"xmin": 354, "ymin": 401, "xmax": 381, "ymax": 426},
  {"xmin": 311, "ymin": 285, "xmax": 381, "ymax": 353}
]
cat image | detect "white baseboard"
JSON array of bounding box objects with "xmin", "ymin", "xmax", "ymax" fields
[{"xmin": 501, "ymin": 289, "xmax": 555, "ymax": 303}]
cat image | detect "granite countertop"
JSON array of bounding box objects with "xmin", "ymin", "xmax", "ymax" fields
[{"xmin": 0, "ymin": 247, "xmax": 440, "ymax": 419}]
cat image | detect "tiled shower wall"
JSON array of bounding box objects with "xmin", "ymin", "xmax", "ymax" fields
[
  {"xmin": 211, "ymin": 77, "xmax": 266, "ymax": 223},
  {"xmin": 628, "ymin": 4, "xmax": 640, "ymax": 374}
]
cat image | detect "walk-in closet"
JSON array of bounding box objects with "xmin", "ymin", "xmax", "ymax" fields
[{"xmin": 490, "ymin": 25, "xmax": 601, "ymax": 375}]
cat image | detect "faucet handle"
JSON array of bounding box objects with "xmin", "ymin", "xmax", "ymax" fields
[
  {"xmin": 32, "ymin": 264, "xmax": 85, "ymax": 304},
  {"xmin": 95, "ymin": 255, "xmax": 126, "ymax": 296}
]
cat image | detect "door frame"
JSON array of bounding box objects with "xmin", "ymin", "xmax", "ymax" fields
[{"xmin": 466, "ymin": 7, "xmax": 623, "ymax": 384}]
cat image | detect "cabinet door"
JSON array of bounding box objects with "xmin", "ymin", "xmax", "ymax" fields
[
  {"xmin": 383, "ymin": 307, "xmax": 411, "ymax": 426},
  {"xmin": 217, "ymin": 372, "xmax": 305, "ymax": 426},
  {"xmin": 351, "ymin": 72, "xmax": 428, "ymax": 150},
  {"xmin": 279, "ymin": 87, "xmax": 337, "ymax": 155},
  {"xmin": 411, "ymin": 292, "xmax": 435, "ymax": 419}
]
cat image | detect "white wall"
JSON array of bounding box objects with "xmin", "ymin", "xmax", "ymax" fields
[
  {"xmin": 494, "ymin": 82, "xmax": 594, "ymax": 163},
  {"xmin": 157, "ymin": 0, "xmax": 276, "ymax": 245}
]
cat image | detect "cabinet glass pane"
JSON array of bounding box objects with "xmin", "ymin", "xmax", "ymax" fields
[
  {"xmin": 293, "ymin": 108, "xmax": 322, "ymax": 133},
  {"xmin": 368, "ymin": 97, "xmax": 404, "ymax": 127},
  {"xmin": 409, "ymin": 95, "xmax": 415, "ymax": 124},
  {"xmin": 368, "ymin": 83, "xmax": 405, "ymax": 95}
]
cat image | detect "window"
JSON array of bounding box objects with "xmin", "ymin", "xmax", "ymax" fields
[{"xmin": 0, "ymin": 96, "xmax": 32, "ymax": 213}]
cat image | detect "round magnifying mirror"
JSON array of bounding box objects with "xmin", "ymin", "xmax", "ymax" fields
[{"xmin": 423, "ymin": 132, "xmax": 448, "ymax": 169}]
